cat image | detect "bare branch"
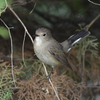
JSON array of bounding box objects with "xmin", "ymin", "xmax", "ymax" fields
[
  {"xmin": 22, "ymin": 31, "xmax": 27, "ymax": 67},
  {"xmin": 29, "ymin": 2, "xmax": 37, "ymax": 14},
  {"xmin": 42, "ymin": 63, "xmax": 60, "ymax": 100},
  {"xmin": 8, "ymin": 6, "xmax": 34, "ymax": 44},
  {"xmin": 88, "ymin": 0, "xmax": 100, "ymax": 6},
  {"xmin": 8, "ymin": 6, "xmax": 34, "ymax": 68},
  {"xmin": 85, "ymin": 14, "xmax": 100, "ymax": 30},
  {"xmin": 0, "ymin": 18, "xmax": 16, "ymax": 87}
]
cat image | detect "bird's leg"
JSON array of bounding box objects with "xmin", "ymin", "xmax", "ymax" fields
[{"xmin": 46, "ymin": 67, "xmax": 54, "ymax": 80}]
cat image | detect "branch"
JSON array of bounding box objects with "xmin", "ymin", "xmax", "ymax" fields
[
  {"xmin": 0, "ymin": 18, "xmax": 16, "ymax": 87},
  {"xmin": 8, "ymin": 6, "xmax": 34, "ymax": 44},
  {"xmin": 8, "ymin": 6, "xmax": 34, "ymax": 68},
  {"xmin": 88, "ymin": 0, "xmax": 100, "ymax": 6},
  {"xmin": 22, "ymin": 31, "xmax": 27, "ymax": 67},
  {"xmin": 85, "ymin": 14, "xmax": 100, "ymax": 30},
  {"xmin": 42, "ymin": 63, "xmax": 60, "ymax": 100}
]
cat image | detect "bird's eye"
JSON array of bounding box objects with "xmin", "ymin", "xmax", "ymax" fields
[{"xmin": 43, "ymin": 34, "xmax": 46, "ymax": 36}]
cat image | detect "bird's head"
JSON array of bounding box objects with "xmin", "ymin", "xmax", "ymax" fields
[{"xmin": 34, "ymin": 28, "xmax": 52, "ymax": 42}]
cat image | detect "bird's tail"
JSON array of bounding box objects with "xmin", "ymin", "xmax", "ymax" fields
[
  {"xmin": 67, "ymin": 29, "xmax": 90, "ymax": 50},
  {"xmin": 61, "ymin": 29, "xmax": 90, "ymax": 53}
]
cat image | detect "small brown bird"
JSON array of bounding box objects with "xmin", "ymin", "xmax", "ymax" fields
[{"xmin": 33, "ymin": 28, "xmax": 90, "ymax": 79}]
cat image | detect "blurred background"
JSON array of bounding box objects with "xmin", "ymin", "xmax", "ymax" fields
[{"xmin": 1, "ymin": 0, "xmax": 100, "ymax": 40}]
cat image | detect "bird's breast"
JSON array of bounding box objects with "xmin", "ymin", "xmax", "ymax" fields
[{"xmin": 34, "ymin": 41, "xmax": 59, "ymax": 66}]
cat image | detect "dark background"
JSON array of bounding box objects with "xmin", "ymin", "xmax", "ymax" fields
[{"xmin": 1, "ymin": 0, "xmax": 100, "ymax": 41}]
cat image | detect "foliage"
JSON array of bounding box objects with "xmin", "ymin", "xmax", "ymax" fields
[
  {"xmin": 20, "ymin": 59, "xmax": 43, "ymax": 79},
  {"xmin": 75, "ymin": 36, "xmax": 98, "ymax": 62},
  {"xmin": 0, "ymin": 61, "xmax": 14, "ymax": 100},
  {"xmin": 73, "ymin": 35, "xmax": 99, "ymax": 82},
  {"xmin": 16, "ymin": 70, "xmax": 85, "ymax": 100},
  {"xmin": 0, "ymin": 26, "xmax": 10, "ymax": 39},
  {"xmin": 0, "ymin": 0, "xmax": 13, "ymax": 15}
]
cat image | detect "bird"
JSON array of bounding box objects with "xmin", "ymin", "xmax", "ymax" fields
[{"xmin": 33, "ymin": 28, "xmax": 90, "ymax": 79}]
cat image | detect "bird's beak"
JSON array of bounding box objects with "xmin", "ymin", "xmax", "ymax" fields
[{"xmin": 33, "ymin": 34, "xmax": 39, "ymax": 37}]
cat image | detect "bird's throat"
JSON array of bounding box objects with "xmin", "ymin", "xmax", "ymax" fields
[{"xmin": 35, "ymin": 37, "xmax": 42, "ymax": 46}]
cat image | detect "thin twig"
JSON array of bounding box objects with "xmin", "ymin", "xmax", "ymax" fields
[
  {"xmin": 82, "ymin": 53, "xmax": 85, "ymax": 82},
  {"xmin": 29, "ymin": 2, "xmax": 37, "ymax": 14},
  {"xmin": 85, "ymin": 14, "xmax": 100, "ymax": 30},
  {"xmin": 35, "ymin": 62, "xmax": 42, "ymax": 77},
  {"xmin": 8, "ymin": 6, "xmax": 34, "ymax": 68},
  {"xmin": 22, "ymin": 31, "xmax": 27, "ymax": 67},
  {"xmin": 42, "ymin": 63, "xmax": 60, "ymax": 100},
  {"xmin": 88, "ymin": 0, "xmax": 100, "ymax": 6},
  {"xmin": 8, "ymin": 6, "xmax": 34, "ymax": 44},
  {"xmin": 0, "ymin": 18, "xmax": 16, "ymax": 87}
]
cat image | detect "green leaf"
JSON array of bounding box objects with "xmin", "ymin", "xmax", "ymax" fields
[
  {"xmin": 4, "ymin": 92, "xmax": 12, "ymax": 99},
  {"xmin": 15, "ymin": 71, "xmax": 21, "ymax": 75},
  {"xmin": 0, "ymin": 26, "xmax": 10, "ymax": 39},
  {"xmin": 0, "ymin": 0, "xmax": 13, "ymax": 15}
]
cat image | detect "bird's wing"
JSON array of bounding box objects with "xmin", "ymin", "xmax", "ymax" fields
[{"xmin": 48, "ymin": 42, "xmax": 72, "ymax": 70}]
